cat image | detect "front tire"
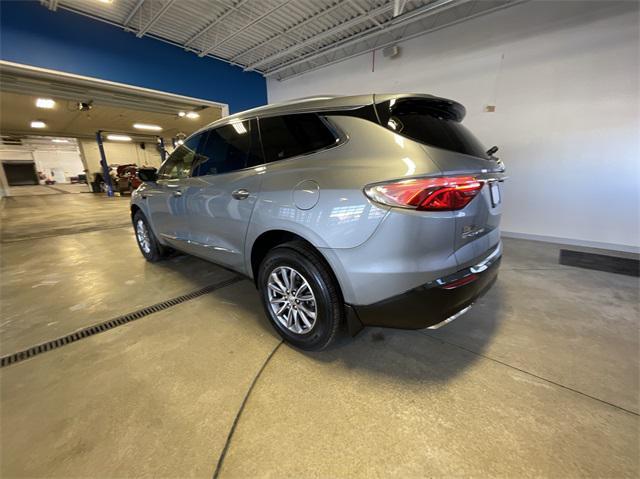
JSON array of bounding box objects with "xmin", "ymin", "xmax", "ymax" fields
[
  {"xmin": 258, "ymin": 241, "xmax": 343, "ymax": 351},
  {"xmin": 133, "ymin": 211, "xmax": 171, "ymax": 262}
]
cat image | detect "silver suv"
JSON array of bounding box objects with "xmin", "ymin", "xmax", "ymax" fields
[{"xmin": 131, "ymin": 94, "xmax": 505, "ymax": 350}]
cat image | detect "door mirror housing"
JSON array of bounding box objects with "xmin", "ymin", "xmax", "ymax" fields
[{"xmin": 138, "ymin": 167, "xmax": 158, "ymax": 183}]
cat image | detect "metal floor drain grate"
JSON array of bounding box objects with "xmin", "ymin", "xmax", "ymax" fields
[{"xmin": 1, "ymin": 276, "xmax": 243, "ymax": 368}]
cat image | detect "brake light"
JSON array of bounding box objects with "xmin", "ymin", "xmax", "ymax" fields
[{"xmin": 364, "ymin": 176, "xmax": 483, "ymax": 211}]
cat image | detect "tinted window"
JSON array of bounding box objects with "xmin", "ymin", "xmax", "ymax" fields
[
  {"xmin": 192, "ymin": 119, "xmax": 262, "ymax": 176},
  {"xmin": 259, "ymin": 114, "xmax": 337, "ymax": 163},
  {"xmin": 385, "ymin": 100, "xmax": 488, "ymax": 159},
  {"xmin": 157, "ymin": 134, "xmax": 203, "ymax": 180}
]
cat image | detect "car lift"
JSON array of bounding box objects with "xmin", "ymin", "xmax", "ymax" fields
[
  {"xmin": 96, "ymin": 130, "xmax": 114, "ymax": 197},
  {"xmin": 96, "ymin": 131, "xmax": 168, "ymax": 198}
]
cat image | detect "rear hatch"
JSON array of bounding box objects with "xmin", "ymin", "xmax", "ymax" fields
[{"xmin": 374, "ymin": 95, "xmax": 505, "ymax": 268}]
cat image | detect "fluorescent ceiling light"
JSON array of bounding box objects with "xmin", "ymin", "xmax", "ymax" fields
[
  {"xmin": 231, "ymin": 121, "xmax": 247, "ymax": 134},
  {"xmin": 178, "ymin": 111, "xmax": 186, "ymax": 117},
  {"xmin": 107, "ymin": 134, "xmax": 132, "ymax": 142},
  {"xmin": 36, "ymin": 98, "xmax": 56, "ymax": 109},
  {"xmin": 133, "ymin": 123, "xmax": 162, "ymax": 131},
  {"xmin": 51, "ymin": 139, "xmax": 70, "ymax": 143},
  {"xmin": 30, "ymin": 121, "xmax": 46, "ymax": 129},
  {"xmin": 97, "ymin": 0, "xmax": 113, "ymax": 3},
  {"xmin": 185, "ymin": 111, "xmax": 200, "ymax": 119}
]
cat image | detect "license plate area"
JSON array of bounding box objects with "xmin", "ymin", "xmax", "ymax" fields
[{"xmin": 489, "ymin": 181, "xmax": 501, "ymax": 207}]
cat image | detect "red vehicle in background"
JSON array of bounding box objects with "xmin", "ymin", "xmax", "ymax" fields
[{"xmin": 113, "ymin": 164, "xmax": 142, "ymax": 195}]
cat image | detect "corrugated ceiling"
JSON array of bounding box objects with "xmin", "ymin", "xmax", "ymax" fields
[{"xmin": 45, "ymin": 0, "xmax": 525, "ymax": 80}]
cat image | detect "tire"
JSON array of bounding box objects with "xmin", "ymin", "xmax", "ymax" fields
[
  {"xmin": 258, "ymin": 241, "xmax": 344, "ymax": 351},
  {"xmin": 132, "ymin": 210, "xmax": 171, "ymax": 262}
]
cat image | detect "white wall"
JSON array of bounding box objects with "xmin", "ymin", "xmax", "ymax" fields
[
  {"xmin": 32, "ymin": 149, "xmax": 84, "ymax": 182},
  {"xmin": 268, "ymin": 1, "xmax": 640, "ymax": 252},
  {"xmin": 0, "ymin": 141, "xmax": 84, "ymax": 192}
]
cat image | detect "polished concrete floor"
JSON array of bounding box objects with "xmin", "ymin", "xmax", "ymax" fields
[
  {"xmin": 6, "ymin": 184, "xmax": 91, "ymax": 197},
  {"xmin": 1, "ymin": 194, "xmax": 638, "ymax": 477}
]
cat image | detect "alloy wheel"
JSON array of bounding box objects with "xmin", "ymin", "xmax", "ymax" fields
[
  {"xmin": 267, "ymin": 266, "xmax": 317, "ymax": 334},
  {"xmin": 136, "ymin": 219, "xmax": 151, "ymax": 254}
]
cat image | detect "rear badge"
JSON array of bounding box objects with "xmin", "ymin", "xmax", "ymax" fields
[{"xmin": 462, "ymin": 225, "xmax": 485, "ymax": 239}]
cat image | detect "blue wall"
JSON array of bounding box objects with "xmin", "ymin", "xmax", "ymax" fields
[{"xmin": 0, "ymin": 1, "xmax": 267, "ymax": 113}]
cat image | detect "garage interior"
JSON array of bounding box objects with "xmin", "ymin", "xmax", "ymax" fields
[
  {"xmin": 0, "ymin": 63, "xmax": 224, "ymax": 199},
  {"xmin": 1, "ymin": 0, "xmax": 638, "ymax": 478}
]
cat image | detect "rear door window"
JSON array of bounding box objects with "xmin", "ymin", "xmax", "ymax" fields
[
  {"xmin": 384, "ymin": 99, "xmax": 489, "ymax": 159},
  {"xmin": 192, "ymin": 119, "xmax": 262, "ymax": 176},
  {"xmin": 259, "ymin": 114, "xmax": 337, "ymax": 163}
]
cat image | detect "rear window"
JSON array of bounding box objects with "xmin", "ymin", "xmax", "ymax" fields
[
  {"xmin": 384, "ymin": 99, "xmax": 489, "ymax": 159},
  {"xmin": 259, "ymin": 114, "xmax": 338, "ymax": 163}
]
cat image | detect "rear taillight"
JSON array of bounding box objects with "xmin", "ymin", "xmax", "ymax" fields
[{"xmin": 364, "ymin": 176, "xmax": 483, "ymax": 211}]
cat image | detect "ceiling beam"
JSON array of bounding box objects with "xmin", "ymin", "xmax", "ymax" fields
[
  {"xmin": 228, "ymin": 0, "xmax": 351, "ymax": 63},
  {"xmin": 245, "ymin": 2, "xmax": 394, "ymax": 72},
  {"xmin": 349, "ymin": 0, "xmax": 384, "ymax": 28},
  {"xmin": 198, "ymin": 0, "xmax": 293, "ymax": 58},
  {"xmin": 136, "ymin": 0, "xmax": 176, "ymax": 38},
  {"xmin": 123, "ymin": 0, "xmax": 146, "ymax": 27},
  {"xmin": 265, "ymin": 0, "xmax": 467, "ymax": 77},
  {"xmin": 393, "ymin": 0, "xmax": 410, "ymax": 17},
  {"xmin": 183, "ymin": 0, "xmax": 251, "ymax": 49},
  {"xmin": 275, "ymin": 0, "xmax": 526, "ymax": 80}
]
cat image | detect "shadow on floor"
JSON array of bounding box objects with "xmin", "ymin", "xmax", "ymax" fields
[
  {"xmin": 146, "ymin": 246, "xmax": 506, "ymax": 385},
  {"xmin": 292, "ymin": 278, "xmax": 508, "ymax": 383}
]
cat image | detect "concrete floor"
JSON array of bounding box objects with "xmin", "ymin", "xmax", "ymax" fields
[
  {"xmin": 1, "ymin": 194, "xmax": 638, "ymax": 477},
  {"xmin": 6, "ymin": 184, "xmax": 91, "ymax": 197}
]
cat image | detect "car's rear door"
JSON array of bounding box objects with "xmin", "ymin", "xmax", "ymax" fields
[
  {"xmin": 145, "ymin": 133, "xmax": 205, "ymax": 251},
  {"xmin": 183, "ymin": 119, "xmax": 264, "ymax": 272}
]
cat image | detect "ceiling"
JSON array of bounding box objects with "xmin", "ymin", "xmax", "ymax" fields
[
  {"xmin": 0, "ymin": 91, "xmax": 221, "ymax": 139},
  {"xmin": 0, "ymin": 63, "xmax": 223, "ymax": 139},
  {"xmin": 46, "ymin": 0, "xmax": 526, "ymax": 81}
]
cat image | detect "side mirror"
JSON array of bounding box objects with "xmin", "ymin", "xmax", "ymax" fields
[{"xmin": 138, "ymin": 167, "xmax": 158, "ymax": 183}]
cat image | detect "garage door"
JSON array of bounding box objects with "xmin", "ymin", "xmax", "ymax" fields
[{"xmin": 3, "ymin": 162, "xmax": 38, "ymax": 186}]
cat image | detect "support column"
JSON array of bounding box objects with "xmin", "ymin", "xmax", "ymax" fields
[{"xmin": 96, "ymin": 130, "xmax": 114, "ymax": 197}]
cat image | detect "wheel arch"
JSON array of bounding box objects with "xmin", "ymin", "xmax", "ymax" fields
[
  {"xmin": 250, "ymin": 230, "xmax": 313, "ymax": 283},
  {"xmin": 130, "ymin": 203, "xmax": 141, "ymax": 221},
  {"xmin": 249, "ymin": 229, "xmax": 347, "ymax": 294},
  {"xmin": 249, "ymin": 228, "xmax": 363, "ymax": 336}
]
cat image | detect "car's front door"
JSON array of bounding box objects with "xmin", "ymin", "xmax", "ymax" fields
[
  {"xmin": 183, "ymin": 119, "xmax": 264, "ymax": 272},
  {"xmin": 145, "ymin": 133, "xmax": 204, "ymax": 251}
]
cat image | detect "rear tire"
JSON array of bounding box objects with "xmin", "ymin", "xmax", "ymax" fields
[
  {"xmin": 258, "ymin": 241, "xmax": 343, "ymax": 351},
  {"xmin": 133, "ymin": 210, "xmax": 171, "ymax": 262}
]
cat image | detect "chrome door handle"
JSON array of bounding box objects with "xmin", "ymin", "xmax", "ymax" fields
[
  {"xmin": 172, "ymin": 190, "xmax": 182, "ymax": 197},
  {"xmin": 231, "ymin": 188, "xmax": 250, "ymax": 200}
]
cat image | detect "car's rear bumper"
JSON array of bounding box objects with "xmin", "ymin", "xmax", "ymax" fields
[{"xmin": 348, "ymin": 246, "xmax": 501, "ymax": 331}]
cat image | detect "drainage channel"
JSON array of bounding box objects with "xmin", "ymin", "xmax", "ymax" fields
[{"xmin": 0, "ymin": 276, "xmax": 244, "ymax": 368}]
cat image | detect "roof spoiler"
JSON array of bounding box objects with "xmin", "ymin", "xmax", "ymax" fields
[{"xmin": 373, "ymin": 94, "xmax": 466, "ymax": 123}]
